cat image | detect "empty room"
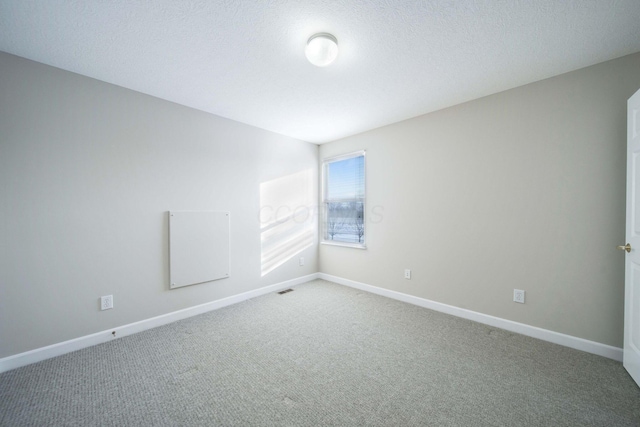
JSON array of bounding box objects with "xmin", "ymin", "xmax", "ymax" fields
[{"xmin": 2, "ymin": 1, "xmax": 640, "ymax": 425}]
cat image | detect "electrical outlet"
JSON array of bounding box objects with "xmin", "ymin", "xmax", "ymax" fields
[
  {"xmin": 404, "ymin": 269, "xmax": 411, "ymax": 279},
  {"xmin": 513, "ymin": 289, "xmax": 525, "ymax": 304},
  {"xmin": 299, "ymin": 257, "xmax": 305, "ymax": 266},
  {"xmin": 101, "ymin": 295, "xmax": 113, "ymax": 310}
]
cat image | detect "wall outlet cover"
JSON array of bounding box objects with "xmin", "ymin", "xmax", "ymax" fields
[
  {"xmin": 513, "ymin": 289, "xmax": 525, "ymax": 304},
  {"xmin": 404, "ymin": 269, "xmax": 411, "ymax": 279},
  {"xmin": 101, "ymin": 295, "xmax": 113, "ymax": 310}
]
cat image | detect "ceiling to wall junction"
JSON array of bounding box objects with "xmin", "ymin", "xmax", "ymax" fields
[{"xmin": 1, "ymin": 0, "xmax": 640, "ymax": 143}]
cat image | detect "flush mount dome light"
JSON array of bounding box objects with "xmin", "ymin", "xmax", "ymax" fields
[{"xmin": 305, "ymin": 33, "xmax": 338, "ymax": 67}]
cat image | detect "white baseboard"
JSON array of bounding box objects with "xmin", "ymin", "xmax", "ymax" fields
[
  {"xmin": 1, "ymin": 271, "xmax": 622, "ymax": 373},
  {"xmin": 0, "ymin": 273, "xmax": 319, "ymax": 373},
  {"xmin": 319, "ymin": 273, "xmax": 623, "ymax": 362}
]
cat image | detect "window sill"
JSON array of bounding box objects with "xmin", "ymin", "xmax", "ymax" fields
[{"xmin": 320, "ymin": 241, "xmax": 367, "ymax": 250}]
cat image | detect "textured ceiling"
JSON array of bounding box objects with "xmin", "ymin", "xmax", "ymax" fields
[{"xmin": 1, "ymin": 1, "xmax": 640, "ymax": 144}]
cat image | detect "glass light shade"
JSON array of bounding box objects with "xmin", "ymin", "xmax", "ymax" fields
[{"xmin": 305, "ymin": 33, "xmax": 338, "ymax": 67}]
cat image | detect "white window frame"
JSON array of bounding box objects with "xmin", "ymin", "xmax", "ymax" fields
[{"xmin": 321, "ymin": 150, "xmax": 366, "ymax": 249}]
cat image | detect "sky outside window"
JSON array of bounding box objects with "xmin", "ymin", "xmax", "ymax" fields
[{"xmin": 327, "ymin": 156, "xmax": 364, "ymax": 199}]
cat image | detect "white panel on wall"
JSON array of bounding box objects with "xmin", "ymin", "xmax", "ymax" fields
[{"xmin": 169, "ymin": 211, "xmax": 230, "ymax": 289}]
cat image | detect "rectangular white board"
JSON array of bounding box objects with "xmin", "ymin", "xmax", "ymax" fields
[{"xmin": 169, "ymin": 211, "xmax": 230, "ymax": 289}]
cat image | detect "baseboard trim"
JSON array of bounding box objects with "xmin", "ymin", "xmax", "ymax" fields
[
  {"xmin": 319, "ymin": 273, "xmax": 623, "ymax": 362},
  {"xmin": 2, "ymin": 271, "xmax": 622, "ymax": 372},
  {"xmin": 0, "ymin": 273, "xmax": 320, "ymax": 373}
]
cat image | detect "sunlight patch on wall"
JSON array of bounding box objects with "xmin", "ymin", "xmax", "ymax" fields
[{"xmin": 260, "ymin": 169, "xmax": 315, "ymax": 276}]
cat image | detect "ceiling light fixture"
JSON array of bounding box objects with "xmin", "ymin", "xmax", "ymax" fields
[{"xmin": 305, "ymin": 33, "xmax": 338, "ymax": 67}]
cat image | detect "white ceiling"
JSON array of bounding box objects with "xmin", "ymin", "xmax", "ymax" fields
[{"xmin": 1, "ymin": 1, "xmax": 640, "ymax": 144}]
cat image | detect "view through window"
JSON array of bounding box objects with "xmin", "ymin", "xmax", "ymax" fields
[{"xmin": 323, "ymin": 151, "xmax": 365, "ymax": 247}]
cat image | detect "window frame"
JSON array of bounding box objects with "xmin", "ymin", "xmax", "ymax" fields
[{"xmin": 321, "ymin": 150, "xmax": 367, "ymax": 249}]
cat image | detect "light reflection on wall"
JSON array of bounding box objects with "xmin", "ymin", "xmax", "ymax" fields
[{"xmin": 260, "ymin": 169, "xmax": 315, "ymax": 276}]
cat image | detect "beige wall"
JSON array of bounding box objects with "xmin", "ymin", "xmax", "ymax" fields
[
  {"xmin": 319, "ymin": 52, "xmax": 640, "ymax": 348},
  {"xmin": 0, "ymin": 52, "xmax": 318, "ymax": 358},
  {"xmin": 3, "ymin": 49, "xmax": 640, "ymax": 360}
]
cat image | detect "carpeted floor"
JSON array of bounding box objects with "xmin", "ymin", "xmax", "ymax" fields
[{"xmin": 1, "ymin": 279, "xmax": 639, "ymax": 426}]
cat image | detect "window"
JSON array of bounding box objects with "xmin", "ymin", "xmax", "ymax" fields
[{"xmin": 322, "ymin": 151, "xmax": 366, "ymax": 248}]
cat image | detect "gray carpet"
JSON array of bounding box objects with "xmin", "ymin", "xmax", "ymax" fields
[{"xmin": 1, "ymin": 279, "xmax": 639, "ymax": 426}]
